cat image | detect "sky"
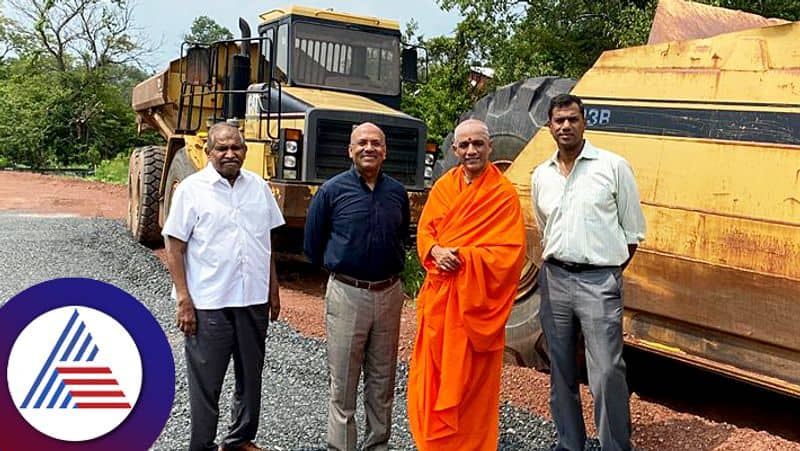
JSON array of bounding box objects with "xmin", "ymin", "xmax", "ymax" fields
[{"xmin": 129, "ymin": 0, "xmax": 463, "ymax": 71}]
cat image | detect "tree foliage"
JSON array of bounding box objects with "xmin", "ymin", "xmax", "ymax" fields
[
  {"xmin": 437, "ymin": 0, "xmax": 657, "ymax": 83},
  {"xmin": 184, "ymin": 15, "xmax": 233, "ymax": 45},
  {"xmin": 0, "ymin": 57, "xmax": 158, "ymax": 167},
  {"xmin": 401, "ymin": 21, "xmax": 478, "ymax": 145},
  {"xmin": 6, "ymin": 0, "xmax": 153, "ymax": 72},
  {"xmin": 401, "ymin": 0, "xmax": 800, "ymax": 142},
  {"xmin": 0, "ymin": 0, "xmax": 160, "ymax": 168}
]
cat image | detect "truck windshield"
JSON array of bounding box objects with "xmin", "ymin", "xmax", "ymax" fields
[{"xmin": 291, "ymin": 21, "xmax": 400, "ymax": 96}]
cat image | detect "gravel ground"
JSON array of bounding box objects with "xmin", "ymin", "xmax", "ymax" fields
[
  {"xmin": 4, "ymin": 172, "xmax": 799, "ymax": 451},
  {"xmin": 0, "ymin": 213, "xmax": 588, "ymax": 450}
]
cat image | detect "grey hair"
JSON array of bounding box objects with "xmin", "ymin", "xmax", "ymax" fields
[
  {"xmin": 207, "ymin": 122, "xmax": 246, "ymax": 150},
  {"xmin": 453, "ymin": 118, "xmax": 490, "ymax": 143}
]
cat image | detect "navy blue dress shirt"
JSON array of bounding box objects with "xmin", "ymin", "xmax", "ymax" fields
[{"xmin": 304, "ymin": 166, "xmax": 410, "ymax": 281}]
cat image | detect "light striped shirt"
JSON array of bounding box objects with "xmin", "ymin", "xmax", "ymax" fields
[{"xmin": 531, "ymin": 140, "xmax": 645, "ymax": 266}]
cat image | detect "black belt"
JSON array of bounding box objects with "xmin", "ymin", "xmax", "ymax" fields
[
  {"xmin": 332, "ymin": 273, "xmax": 400, "ymax": 291},
  {"xmin": 546, "ymin": 258, "xmax": 619, "ymax": 273}
]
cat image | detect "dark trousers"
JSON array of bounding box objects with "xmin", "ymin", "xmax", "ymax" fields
[
  {"xmin": 185, "ymin": 303, "xmax": 269, "ymax": 451},
  {"xmin": 540, "ymin": 262, "xmax": 632, "ymax": 451}
]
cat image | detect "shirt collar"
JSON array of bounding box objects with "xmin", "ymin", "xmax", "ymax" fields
[
  {"xmin": 547, "ymin": 139, "xmax": 599, "ymax": 166},
  {"xmin": 349, "ymin": 165, "xmax": 384, "ymax": 187},
  {"xmin": 199, "ymin": 163, "xmax": 242, "ymax": 186}
]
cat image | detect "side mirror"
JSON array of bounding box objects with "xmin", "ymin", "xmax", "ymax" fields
[
  {"xmin": 401, "ymin": 47, "xmax": 418, "ymax": 83},
  {"xmin": 185, "ymin": 46, "xmax": 211, "ymax": 86}
]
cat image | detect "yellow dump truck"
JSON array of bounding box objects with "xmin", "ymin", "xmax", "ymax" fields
[
  {"xmin": 450, "ymin": 0, "xmax": 800, "ymax": 397},
  {"xmin": 128, "ymin": 6, "xmax": 434, "ymax": 251}
]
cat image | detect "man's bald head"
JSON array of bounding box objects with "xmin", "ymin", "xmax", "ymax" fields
[
  {"xmin": 452, "ymin": 118, "xmax": 493, "ymax": 182},
  {"xmin": 350, "ymin": 122, "xmax": 386, "ymax": 145},
  {"xmin": 454, "ymin": 119, "xmax": 490, "ymax": 143},
  {"xmin": 349, "ymin": 122, "xmax": 387, "ymax": 177}
]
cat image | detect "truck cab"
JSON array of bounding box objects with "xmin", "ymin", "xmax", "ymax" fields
[{"xmin": 129, "ymin": 6, "xmax": 433, "ymax": 252}]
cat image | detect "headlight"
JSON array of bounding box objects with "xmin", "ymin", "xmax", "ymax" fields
[
  {"xmin": 283, "ymin": 169, "xmax": 297, "ymax": 179},
  {"xmin": 285, "ymin": 140, "xmax": 298, "ymax": 154},
  {"xmin": 424, "ymin": 166, "xmax": 433, "ymax": 178},
  {"xmin": 283, "ymin": 155, "xmax": 297, "ymax": 168},
  {"xmin": 425, "ymin": 153, "xmax": 435, "ymax": 166}
]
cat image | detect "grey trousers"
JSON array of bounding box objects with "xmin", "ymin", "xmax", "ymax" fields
[
  {"xmin": 185, "ymin": 304, "xmax": 270, "ymax": 451},
  {"xmin": 539, "ymin": 262, "xmax": 632, "ymax": 451},
  {"xmin": 325, "ymin": 276, "xmax": 404, "ymax": 451}
]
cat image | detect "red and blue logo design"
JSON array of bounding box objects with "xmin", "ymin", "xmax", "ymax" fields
[{"xmin": 1, "ymin": 278, "xmax": 174, "ymax": 450}]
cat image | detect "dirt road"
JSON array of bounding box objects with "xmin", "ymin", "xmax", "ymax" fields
[{"xmin": 1, "ymin": 170, "xmax": 798, "ymax": 451}]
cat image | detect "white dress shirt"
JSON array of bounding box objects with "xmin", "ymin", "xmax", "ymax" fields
[
  {"xmin": 531, "ymin": 140, "xmax": 646, "ymax": 266},
  {"xmin": 162, "ymin": 164, "xmax": 285, "ymax": 309}
]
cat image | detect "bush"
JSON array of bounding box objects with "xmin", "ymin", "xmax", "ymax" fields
[
  {"xmin": 89, "ymin": 152, "xmax": 130, "ymax": 184},
  {"xmin": 401, "ymin": 247, "xmax": 426, "ymax": 299}
]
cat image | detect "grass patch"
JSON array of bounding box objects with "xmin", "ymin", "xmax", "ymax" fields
[
  {"xmin": 89, "ymin": 152, "xmax": 129, "ymax": 184},
  {"xmin": 401, "ymin": 247, "xmax": 426, "ymax": 300}
]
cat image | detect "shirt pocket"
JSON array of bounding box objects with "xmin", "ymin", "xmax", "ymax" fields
[
  {"xmin": 240, "ymin": 198, "xmax": 270, "ymax": 240},
  {"xmin": 578, "ymin": 186, "xmax": 602, "ymax": 222},
  {"xmin": 579, "ymin": 185, "xmax": 611, "ymax": 260}
]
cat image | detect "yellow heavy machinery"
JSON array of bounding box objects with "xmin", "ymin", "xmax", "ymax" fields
[
  {"xmin": 453, "ymin": 0, "xmax": 800, "ymax": 397},
  {"xmin": 128, "ymin": 6, "xmax": 434, "ymax": 252}
]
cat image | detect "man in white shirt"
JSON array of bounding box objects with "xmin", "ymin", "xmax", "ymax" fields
[
  {"xmin": 531, "ymin": 94, "xmax": 646, "ymax": 451},
  {"xmin": 163, "ymin": 122, "xmax": 285, "ymax": 451}
]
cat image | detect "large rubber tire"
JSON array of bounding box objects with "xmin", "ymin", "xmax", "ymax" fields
[
  {"xmin": 504, "ymin": 289, "xmax": 550, "ymax": 370},
  {"xmin": 127, "ymin": 145, "xmax": 165, "ymax": 245},
  {"xmin": 433, "ymin": 76, "xmax": 576, "ymax": 179},
  {"xmin": 434, "ymin": 76, "xmax": 576, "ymax": 371},
  {"xmin": 162, "ymin": 147, "xmax": 198, "ymax": 225}
]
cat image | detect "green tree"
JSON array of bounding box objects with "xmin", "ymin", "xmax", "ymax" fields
[
  {"xmin": 401, "ymin": 20, "xmax": 475, "ymax": 145},
  {"xmin": 0, "ymin": 0, "xmax": 160, "ymax": 168},
  {"xmin": 438, "ymin": 0, "xmax": 657, "ymax": 82},
  {"xmin": 0, "ymin": 57, "xmax": 155, "ymax": 167},
  {"xmin": 0, "ymin": 7, "xmax": 21, "ymax": 61},
  {"xmin": 6, "ymin": 0, "xmax": 153, "ymax": 72},
  {"xmin": 184, "ymin": 15, "xmax": 233, "ymax": 44},
  {"xmin": 437, "ymin": 0, "xmax": 800, "ymax": 85}
]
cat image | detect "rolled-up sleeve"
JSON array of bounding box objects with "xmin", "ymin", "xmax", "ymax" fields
[
  {"xmin": 615, "ymin": 160, "xmax": 646, "ymax": 243},
  {"xmin": 303, "ymin": 187, "xmax": 329, "ymax": 266}
]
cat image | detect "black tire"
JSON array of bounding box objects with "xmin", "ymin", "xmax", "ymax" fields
[
  {"xmin": 504, "ymin": 289, "xmax": 551, "ymax": 370},
  {"xmin": 162, "ymin": 147, "xmax": 197, "ymax": 224},
  {"xmin": 127, "ymin": 145, "xmax": 165, "ymax": 245},
  {"xmin": 434, "ymin": 76, "xmax": 576, "ymax": 179},
  {"xmin": 437, "ymin": 76, "xmax": 576, "ymax": 371}
]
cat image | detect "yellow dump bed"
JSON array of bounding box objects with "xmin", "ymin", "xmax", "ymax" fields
[{"xmin": 506, "ymin": 19, "xmax": 800, "ymax": 396}]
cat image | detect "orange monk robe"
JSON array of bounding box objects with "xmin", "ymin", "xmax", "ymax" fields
[{"xmin": 408, "ymin": 162, "xmax": 526, "ymax": 451}]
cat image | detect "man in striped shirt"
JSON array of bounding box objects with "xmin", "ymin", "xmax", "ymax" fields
[{"xmin": 531, "ymin": 93, "xmax": 646, "ymax": 451}]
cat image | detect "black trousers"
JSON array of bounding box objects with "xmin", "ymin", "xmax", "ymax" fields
[{"xmin": 185, "ymin": 303, "xmax": 269, "ymax": 451}]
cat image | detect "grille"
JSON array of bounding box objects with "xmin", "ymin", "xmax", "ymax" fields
[{"xmin": 314, "ymin": 118, "xmax": 421, "ymax": 186}]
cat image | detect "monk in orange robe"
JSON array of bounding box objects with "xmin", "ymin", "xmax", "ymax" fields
[{"xmin": 408, "ymin": 119, "xmax": 526, "ymax": 450}]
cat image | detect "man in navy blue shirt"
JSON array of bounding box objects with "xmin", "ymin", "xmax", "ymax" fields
[{"xmin": 304, "ymin": 122, "xmax": 409, "ymax": 451}]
